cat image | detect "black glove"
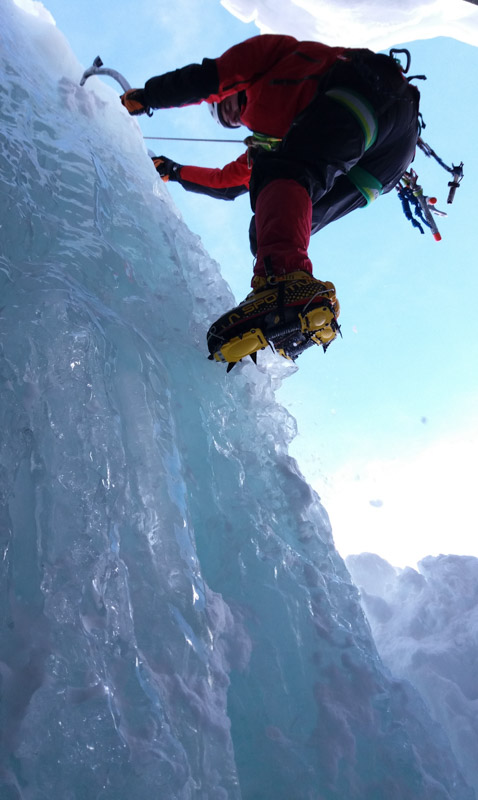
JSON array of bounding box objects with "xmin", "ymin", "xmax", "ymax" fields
[
  {"xmin": 151, "ymin": 155, "xmax": 182, "ymax": 182},
  {"xmin": 120, "ymin": 88, "xmax": 149, "ymax": 116}
]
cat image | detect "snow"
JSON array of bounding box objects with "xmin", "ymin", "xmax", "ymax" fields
[
  {"xmin": 13, "ymin": 0, "xmax": 54, "ymax": 23},
  {"xmin": 221, "ymin": 0, "xmax": 478, "ymax": 50},
  {"xmin": 347, "ymin": 553, "xmax": 478, "ymax": 797},
  {"xmin": 0, "ymin": 0, "xmax": 476, "ymax": 797}
]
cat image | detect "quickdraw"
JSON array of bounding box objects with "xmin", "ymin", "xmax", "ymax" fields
[
  {"xmin": 396, "ymin": 139, "xmax": 464, "ymax": 240},
  {"xmin": 396, "ymin": 170, "xmax": 446, "ymax": 241}
]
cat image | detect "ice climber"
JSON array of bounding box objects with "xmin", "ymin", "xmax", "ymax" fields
[{"xmin": 121, "ymin": 34, "xmax": 421, "ymax": 370}]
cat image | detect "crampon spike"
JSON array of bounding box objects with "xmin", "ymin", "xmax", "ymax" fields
[
  {"xmin": 250, "ymin": 352, "xmax": 257, "ymax": 365},
  {"xmin": 226, "ymin": 362, "xmax": 237, "ymax": 373}
]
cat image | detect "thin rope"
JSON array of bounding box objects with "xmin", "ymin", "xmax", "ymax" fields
[{"xmin": 143, "ymin": 136, "xmax": 244, "ymax": 143}]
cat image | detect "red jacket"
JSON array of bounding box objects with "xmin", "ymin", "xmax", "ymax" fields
[
  {"xmin": 145, "ymin": 35, "xmax": 348, "ymax": 195},
  {"xmin": 208, "ymin": 35, "xmax": 347, "ymax": 138},
  {"xmin": 145, "ymin": 34, "xmax": 347, "ymax": 136}
]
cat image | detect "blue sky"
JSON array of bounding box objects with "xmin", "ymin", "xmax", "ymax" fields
[{"xmin": 24, "ymin": 0, "xmax": 478, "ymax": 567}]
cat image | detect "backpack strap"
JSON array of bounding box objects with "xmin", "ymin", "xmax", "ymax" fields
[
  {"xmin": 325, "ymin": 86, "xmax": 378, "ymax": 151},
  {"xmin": 347, "ymin": 165, "xmax": 383, "ymax": 204}
]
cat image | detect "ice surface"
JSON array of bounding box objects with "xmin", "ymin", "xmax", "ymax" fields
[
  {"xmin": 0, "ymin": 0, "xmax": 476, "ymax": 797},
  {"xmin": 221, "ymin": 0, "xmax": 478, "ymax": 49},
  {"xmin": 347, "ymin": 553, "xmax": 478, "ymax": 797}
]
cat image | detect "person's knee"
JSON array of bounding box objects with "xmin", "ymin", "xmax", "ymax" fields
[{"xmin": 249, "ymin": 157, "xmax": 313, "ymax": 210}]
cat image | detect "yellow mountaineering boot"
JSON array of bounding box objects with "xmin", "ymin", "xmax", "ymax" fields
[{"xmin": 207, "ymin": 271, "xmax": 340, "ymax": 371}]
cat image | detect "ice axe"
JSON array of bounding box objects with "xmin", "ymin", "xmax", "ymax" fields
[
  {"xmin": 80, "ymin": 55, "xmax": 131, "ymax": 93},
  {"xmin": 79, "ymin": 56, "xmax": 153, "ymax": 117},
  {"xmin": 79, "ymin": 57, "xmax": 252, "ymax": 145}
]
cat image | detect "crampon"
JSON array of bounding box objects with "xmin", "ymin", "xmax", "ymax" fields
[{"xmin": 207, "ymin": 271, "xmax": 340, "ymax": 372}]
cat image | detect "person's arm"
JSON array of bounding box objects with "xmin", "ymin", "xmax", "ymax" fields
[
  {"xmin": 144, "ymin": 59, "xmax": 219, "ymax": 109},
  {"xmin": 153, "ymin": 152, "xmax": 251, "ymax": 201},
  {"xmin": 122, "ymin": 35, "xmax": 299, "ymax": 113}
]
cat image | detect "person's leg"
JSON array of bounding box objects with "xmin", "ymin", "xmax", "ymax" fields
[
  {"xmin": 253, "ymin": 179, "xmax": 314, "ymax": 277},
  {"xmin": 207, "ymin": 96, "xmax": 362, "ymax": 366},
  {"xmin": 250, "ymin": 93, "xmax": 369, "ymax": 278},
  {"xmin": 248, "ymin": 178, "xmax": 366, "ymax": 259}
]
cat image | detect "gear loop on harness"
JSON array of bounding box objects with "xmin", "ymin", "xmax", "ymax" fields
[{"xmin": 244, "ymin": 133, "xmax": 283, "ymax": 168}]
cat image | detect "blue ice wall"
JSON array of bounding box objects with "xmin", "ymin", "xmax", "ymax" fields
[{"xmin": 0, "ymin": 2, "xmax": 474, "ymax": 798}]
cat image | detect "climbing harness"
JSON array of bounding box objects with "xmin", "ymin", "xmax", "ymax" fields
[{"xmin": 243, "ymin": 132, "xmax": 283, "ymax": 167}]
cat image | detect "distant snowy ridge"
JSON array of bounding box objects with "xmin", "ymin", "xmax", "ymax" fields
[{"xmin": 221, "ymin": 0, "xmax": 478, "ymax": 49}]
